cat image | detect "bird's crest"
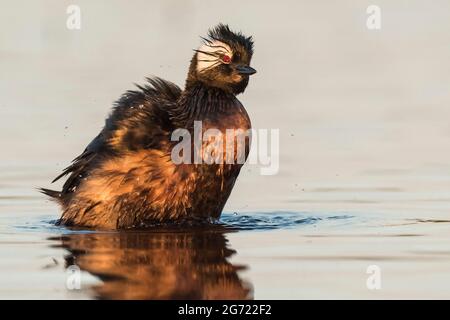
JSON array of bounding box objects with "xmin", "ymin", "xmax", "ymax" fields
[{"xmin": 195, "ymin": 23, "xmax": 254, "ymax": 73}]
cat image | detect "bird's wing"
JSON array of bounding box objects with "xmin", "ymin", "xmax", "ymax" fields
[
  {"xmin": 41, "ymin": 77, "xmax": 182, "ymax": 202},
  {"xmin": 106, "ymin": 77, "xmax": 182, "ymax": 151},
  {"xmin": 40, "ymin": 131, "xmax": 108, "ymax": 203}
]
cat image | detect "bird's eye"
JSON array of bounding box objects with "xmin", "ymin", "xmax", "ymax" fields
[{"xmin": 221, "ymin": 55, "xmax": 231, "ymax": 64}]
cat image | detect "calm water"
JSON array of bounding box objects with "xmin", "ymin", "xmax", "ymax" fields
[{"xmin": 1, "ymin": 0, "xmax": 450, "ymax": 299}]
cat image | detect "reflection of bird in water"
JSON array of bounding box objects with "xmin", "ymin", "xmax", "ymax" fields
[
  {"xmin": 41, "ymin": 24, "xmax": 256, "ymax": 229},
  {"xmin": 50, "ymin": 228, "xmax": 253, "ymax": 300}
]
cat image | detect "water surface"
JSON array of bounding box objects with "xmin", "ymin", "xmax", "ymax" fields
[{"xmin": 1, "ymin": 0, "xmax": 450, "ymax": 299}]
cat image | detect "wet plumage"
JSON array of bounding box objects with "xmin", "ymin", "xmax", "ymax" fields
[{"xmin": 41, "ymin": 24, "xmax": 256, "ymax": 229}]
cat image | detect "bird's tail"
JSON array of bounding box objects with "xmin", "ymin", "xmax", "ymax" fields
[{"xmin": 39, "ymin": 188, "xmax": 62, "ymax": 200}]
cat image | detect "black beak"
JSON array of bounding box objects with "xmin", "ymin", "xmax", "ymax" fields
[{"xmin": 236, "ymin": 65, "xmax": 257, "ymax": 75}]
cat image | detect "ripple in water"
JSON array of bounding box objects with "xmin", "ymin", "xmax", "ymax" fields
[
  {"xmin": 13, "ymin": 212, "xmax": 355, "ymax": 234},
  {"xmin": 220, "ymin": 212, "xmax": 354, "ymax": 231}
]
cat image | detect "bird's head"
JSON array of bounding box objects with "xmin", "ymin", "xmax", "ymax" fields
[{"xmin": 187, "ymin": 24, "xmax": 255, "ymax": 95}]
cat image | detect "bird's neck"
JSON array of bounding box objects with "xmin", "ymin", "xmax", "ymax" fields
[{"xmin": 171, "ymin": 82, "xmax": 237, "ymax": 127}]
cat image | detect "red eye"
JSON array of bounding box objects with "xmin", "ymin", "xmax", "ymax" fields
[{"xmin": 222, "ymin": 55, "xmax": 231, "ymax": 64}]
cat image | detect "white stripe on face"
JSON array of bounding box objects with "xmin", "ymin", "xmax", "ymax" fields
[{"xmin": 196, "ymin": 40, "xmax": 232, "ymax": 73}]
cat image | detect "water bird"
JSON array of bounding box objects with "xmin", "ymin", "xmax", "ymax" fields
[{"xmin": 41, "ymin": 24, "xmax": 256, "ymax": 229}]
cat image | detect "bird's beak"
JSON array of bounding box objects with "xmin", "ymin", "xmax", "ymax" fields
[{"xmin": 236, "ymin": 65, "xmax": 257, "ymax": 75}]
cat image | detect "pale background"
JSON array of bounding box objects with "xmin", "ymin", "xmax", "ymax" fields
[{"xmin": 1, "ymin": 0, "xmax": 450, "ymax": 299}]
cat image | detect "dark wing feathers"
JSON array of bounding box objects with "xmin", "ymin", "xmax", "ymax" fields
[
  {"xmin": 118, "ymin": 77, "xmax": 181, "ymax": 108},
  {"xmin": 52, "ymin": 132, "xmax": 104, "ymax": 184},
  {"xmin": 144, "ymin": 77, "xmax": 182, "ymax": 101},
  {"xmin": 40, "ymin": 188, "xmax": 61, "ymax": 199},
  {"xmin": 39, "ymin": 132, "xmax": 105, "ymax": 204},
  {"xmin": 41, "ymin": 77, "xmax": 182, "ymax": 202}
]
